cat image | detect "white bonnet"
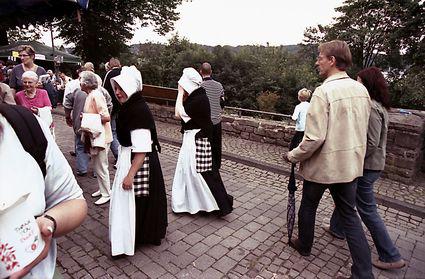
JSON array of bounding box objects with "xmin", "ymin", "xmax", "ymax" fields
[
  {"xmin": 110, "ymin": 66, "xmax": 142, "ymax": 100},
  {"xmin": 178, "ymin": 67, "xmax": 202, "ymax": 94}
]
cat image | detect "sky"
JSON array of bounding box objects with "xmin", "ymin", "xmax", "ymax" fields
[
  {"xmin": 130, "ymin": 0, "xmax": 344, "ymax": 46},
  {"xmin": 43, "ymin": 0, "xmax": 344, "ymax": 47}
]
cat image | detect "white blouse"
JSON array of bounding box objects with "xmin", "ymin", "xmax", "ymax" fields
[{"xmin": 130, "ymin": 128, "xmax": 152, "ymax": 153}]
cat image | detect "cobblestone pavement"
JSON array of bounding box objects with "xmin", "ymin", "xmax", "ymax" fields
[
  {"xmin": 51, "ymin": 114, "xmax": 425, "ymax": 278},
  {"xmin": 154, "ymin": 120, "xmax": 425, "ymax": 210}
]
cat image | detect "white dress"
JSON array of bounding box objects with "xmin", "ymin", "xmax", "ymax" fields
[{"xmin": 171, "ymin": 129, "xmax": 219, "ymax": 214}]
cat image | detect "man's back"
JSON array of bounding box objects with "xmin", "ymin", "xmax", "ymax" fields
[
  {"xmin": 201, "ymin": 78, "xmax": 224, "ymax": 125},
  {"xmin": 293, "ymin": 72, "xmax": 371, "ymax": 184}
]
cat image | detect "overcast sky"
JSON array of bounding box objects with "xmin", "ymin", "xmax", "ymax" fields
[
  {"xmin": 130, "ymin": 0, "xmax": 344, "ymax": 46},
  {"xmin": 42, "ymin": 0, "xmax": 344, "ymax": 47}
]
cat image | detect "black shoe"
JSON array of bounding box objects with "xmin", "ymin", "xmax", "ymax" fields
[
  {"xmin": 70, "ymin": 151, "xmax": 76, "ymax": 157},
  {"xmin": 289, "ymin": 238, "xmax": 311, "ymax": 256}
]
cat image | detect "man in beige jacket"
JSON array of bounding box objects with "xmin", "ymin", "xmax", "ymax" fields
[{"xmin": 287, "ymin": 40, "xmax": 373, "ymax": 279}]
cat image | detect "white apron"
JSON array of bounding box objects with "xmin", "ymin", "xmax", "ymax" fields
[
  {"xmin": 171, "ymin": 129, "xmax": 219, "ymax": 214},
  {"xmin": 109, "ymin": 146, "xmax": 135, "ymax": 256}
]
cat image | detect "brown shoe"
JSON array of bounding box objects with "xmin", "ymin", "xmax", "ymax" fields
[
  {"xmin": 289, "ymin": 238, "xmax": 311, "ymax": 256},
  {"xmin": 372, "ymin": 259, "xmax": 405, "ymax": 270}
]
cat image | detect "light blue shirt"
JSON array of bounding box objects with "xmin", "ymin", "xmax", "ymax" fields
[{"xmin": 292, "ymin": 101, "xmax": 310, "ymax": 131}]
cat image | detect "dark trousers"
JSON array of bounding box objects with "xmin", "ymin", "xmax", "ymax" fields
[
  {"xmin": 211, "ymin": 122, "xmax": 222, "ymax": 171},
  {"xmin": 298, "ymin": 179, "xmax": 373, "ymax": 279}
]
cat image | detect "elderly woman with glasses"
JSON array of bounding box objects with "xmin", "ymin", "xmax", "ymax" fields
[
  {"xmin": 9, "ymin": 45, "xmax": 47, "ymax": 95},
  {"xmin": 15, "ymin": 71, "xmax": 54, "ymax": 136}
]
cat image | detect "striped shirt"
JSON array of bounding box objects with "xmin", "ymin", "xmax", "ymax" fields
[{"xmin": 201, "ymin": 77, "xmax": 224, "ymax": 125}]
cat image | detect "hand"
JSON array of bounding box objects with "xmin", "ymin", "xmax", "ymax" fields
[
  {"xmin": 30, "ymin": 106, "xmax": 39, "ymax": 114},
  {"xmin": 9, "ymin": 217, "xmax": 53, "ymax": 279},
  {"xmin": 122, "ymin": 174, "xmax": 134, "ymax": 190},
  {"xmin": 36, "ymin": 81, "xmax": 43, "ymax": 88}
]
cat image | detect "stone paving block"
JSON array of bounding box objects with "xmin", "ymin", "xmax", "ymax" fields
[
  {"xmin": 141, "ymin": 261, "xmax": 167, "ymax": 279},
  {"xmin": 240, "ymin": 237, "xmax": 261, "ymax": 250},
  {"xmin": 88, "ymin": 267, "xmax": 107, "ymax": 278},
  {"xmin": 201, "ymin": 267, "xmax": 224, "ymax": 279},
  {"xmin": 187, "ymin": 242, "xmax": 210, "ymax": 257},
  {"xmin": 228, "ymin": 247, "xmax": 248, "ymax": 262},
  {"xmin": 193, "ymin": 254, "xmax": 216, "ymax": 271},
  {"xmin": 206, "ymin": 244, "xmax": 229, "ymax": 260},
  {"xmin": 212, "ymin": 255, "xmax": 238, "ymax": 274},
  {"xmin": 202, "ymin": 234, "xmax": 222, "ymax": 246}
]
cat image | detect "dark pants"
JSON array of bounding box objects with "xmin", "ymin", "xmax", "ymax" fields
[
  {"xmin": 298, "ymin": 179, "xmax": 373, "ymax": 279},
  {"xmin": 330, "ymin": 170, "xmax": 402, "ymax": 263},
  {"xmin": 211, "ymin": 122, "xmax": 222, "ymax": 171},
  {"xmin": 289, "ymin": 131, "xmax": 304, "ymax": 151}
]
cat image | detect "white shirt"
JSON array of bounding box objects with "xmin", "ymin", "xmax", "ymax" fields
[
  {"xmin": 130, "ymin": 129, "xmax": 152, "ymax": 153},
  {"xmin": 0, "ymin": 114, "xmax": 84, "ymax": 279},
  {"xmin": 292, "ymin": 101, "xmax": 310, "ymax": 132}
]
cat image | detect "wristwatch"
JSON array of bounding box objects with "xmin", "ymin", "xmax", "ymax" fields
[{"xmin": 43, "ymin": 214, "xmax": 57, "ymax": 236}]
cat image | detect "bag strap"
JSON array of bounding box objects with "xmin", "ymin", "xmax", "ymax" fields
[{"xmin": 0, "ymin": 104, "xmax": 48, "ymax": 177}]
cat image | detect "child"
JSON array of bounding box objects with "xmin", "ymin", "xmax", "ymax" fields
[{"xmin": 290, "ymin": 88, "xmax": 311, "ymax": 150}]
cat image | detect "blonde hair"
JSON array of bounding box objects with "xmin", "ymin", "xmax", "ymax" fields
[{"xmin": 298, "ymin": 88, "xmax": 311, "ymax": 102}]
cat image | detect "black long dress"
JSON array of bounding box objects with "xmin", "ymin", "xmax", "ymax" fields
[
  {"xmin": 182, "ymin": 87, "xmax": 233, "ymax": 216},
  {"xmin": 116, "ymin": 92, "xmax": 167, "ymax": 246}
]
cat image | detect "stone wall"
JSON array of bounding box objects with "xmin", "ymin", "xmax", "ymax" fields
[{"xmin": 148, "ymin": 103, "xmax": 425, "ymax": 184}]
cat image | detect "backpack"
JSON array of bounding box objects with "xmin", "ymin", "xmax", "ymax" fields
[{"xmin": 0, "ymin": 104, "xmax": 47, "ymax": 177}]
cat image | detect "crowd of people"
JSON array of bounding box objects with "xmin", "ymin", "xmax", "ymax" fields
[{"xmin": 0, "ymin": 40, "xmax": 405, "ymax": 278}]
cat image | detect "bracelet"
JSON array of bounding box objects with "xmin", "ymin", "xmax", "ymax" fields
[{"xmin": 43, "ymin": 214, "xmax": 57, "ymax": 236}]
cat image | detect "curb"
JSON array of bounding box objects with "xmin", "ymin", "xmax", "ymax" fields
[{"xmin": 158, "ymin": 135, "xmax": 425, "ymax": 219}]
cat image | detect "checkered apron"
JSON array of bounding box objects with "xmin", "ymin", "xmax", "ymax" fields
[
  {"xmin": 195, "ymin": 137, "xmax": 213, "ymax": 173},
  {"xmin": 133, "ymin": 155, "xmax": 150, "ymax": 196}
]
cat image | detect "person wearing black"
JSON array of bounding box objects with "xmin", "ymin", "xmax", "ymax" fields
[
  {"xmin": 103, "ymin": 58, "xmax": 122, "ymax": 161},
  {"xmin": 200, "ymin": 62, "xmax": 225, "ymax": 171},
  {"xmin": 109, "ymin": 66, "xmax": 167, "ymax": 256},
  {"xmin": 172, "ymin": 67, "xmax": 233, "ymax": 216}
]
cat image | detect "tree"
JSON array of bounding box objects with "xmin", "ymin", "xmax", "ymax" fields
[
  {"xmin": 57, "ymin": 0, "xmax": 183, "ymax": 67},
  {"xmin": 304, "ymin": 0, "xmax": 424, "ymax": 71}
]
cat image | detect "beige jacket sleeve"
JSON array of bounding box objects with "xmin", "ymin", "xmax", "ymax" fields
[{"xmin": 288, "ymin": 88, "xmax": 328, "ymax": 163}]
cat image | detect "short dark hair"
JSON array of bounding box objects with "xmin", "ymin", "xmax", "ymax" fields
[
  {"xmin": 357, "ymin": 67, "xmax": 391, "ymax": 109},
  {"xmin": 318, "ymin": 40, "xmax": 352, "ymax": 71},
  {"xmin": 200, "ymin": 62, "xmax": 212, "ymax": 75}
]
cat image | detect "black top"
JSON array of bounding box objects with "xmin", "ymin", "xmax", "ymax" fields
[
  {"xmin": 116, "ymin": 92, "xmax": 161, "ymax": 152},
  {"xmin": 181, "ymin": 87, "xmax": 213, "ymax": 140},
  {"xmin": 103, "ymin": 67, "xmax": 121, "ymax": 115}
]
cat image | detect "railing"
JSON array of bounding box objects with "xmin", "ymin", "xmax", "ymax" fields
[
  {"xmin": 142, "ymin": 84, "xmax": 293, "ymax": 121},
  {"xmin": 224, "ymin": 106, "xmax": 292, "ymax": 120}
]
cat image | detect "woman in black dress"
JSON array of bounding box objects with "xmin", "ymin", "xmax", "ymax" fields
[
  {"xmin": 109, "ymin": 66, "xmax": 167, "ymax": 256},
  {"xmin": 172, "ymin": 67, "xmax": 233, "ymax": 216}
]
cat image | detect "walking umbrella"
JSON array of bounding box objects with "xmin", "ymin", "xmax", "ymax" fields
[{"xmin": 287, "ymin": 162, "xmax": 297, "ymax": 243}]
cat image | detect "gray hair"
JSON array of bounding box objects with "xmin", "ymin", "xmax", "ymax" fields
[
  {"xmin": 22, "ymin": 70, "xmax": 38, "ymax": 81},
  {"xmin": 80, "ymin": 71, "xmax": 98, "ymax": 89}
]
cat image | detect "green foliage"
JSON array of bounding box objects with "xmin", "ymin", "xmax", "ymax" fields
[
  {"xmin": 303, "ymin": 0, "xmax": 424, "ymax": 109},
  {"xmin": 257, "ymin": 91, "xmax": 280, "ymax": 112},
  {"xmin": 135, "ymin": 36, "xmax": 320, "ymax": 114},
  {"xmin": 391, "ymin": 67, "xmax": 425, "ymax": 110},
  {"xmin": 6, "ymin": 25, "xmax": 46, "ymax": 42},
  {"xmin": 56, "ymin": 0, "xmax": 183, "ymax": 67}
]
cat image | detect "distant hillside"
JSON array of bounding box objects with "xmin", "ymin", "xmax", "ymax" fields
[{"xmin": 130, "ymin": 43, "xmax": 301, "ymax": 55}]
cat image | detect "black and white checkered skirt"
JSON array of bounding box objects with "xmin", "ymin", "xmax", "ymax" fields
[
  {"xmin": 195, "ymin": 137, "xmax": 212, "ymax": 173},
  {"xmin": 134, "ymin": 155, "xmax": 150, "ymax": 197}
]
